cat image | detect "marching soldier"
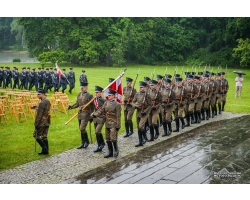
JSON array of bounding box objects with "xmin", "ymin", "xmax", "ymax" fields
[
  {"xmin": 209, "ymin": 72, "xmax": 218, "ymax": 118},
  {"xmin": 92, "ymin": 90, "xmax": 121, "ymax": 158},
  {"xmin": 161, "ymin": 78, "xmax": 176, "ymax": 137},
  {"xmin": 4, "ymin": 67, "xmax": 12, "ymax": 88},
  {"xmin": 52, "ymin": 68, "xmax": 59, "ymax": 92},
  {"xmin": 156, "ymin": 75, "xmax": 164, "ymax": 127},
  {"xmin": 19, "ymin": 67, "xmax": 26, "ymax": 90},
  {"xmin": 60, "ymin": 69, "xmax": 68, "ymax": 93},
  {"xmin": 68, "ymin": 82, "xmax": 94, "ymax": 149},
  {"xmin": 194, "ymin": 76, "xmax": 206, "ymax": 123},
  {"xmin": 131, "ymin": 81, "xmax": 152, "ymax": 147},
  {"xmin": 68, "ymin": 67, "xmax": 75, "ymax": 94},
  {"xmin": 33, "ymin": 89, "xmax": 51, "ymax": 155},
  {"xmin": 173, "ymin": 77, "xmax": 188, "ymax": 132},
  {"xmin": 123, "ymin": 77, "xmax": 136, "ymax": 138},
  {"xmin": 202, "ymin": 73, "xmax": 213, "ymax": 120},
  {"xmin": 0, "ymin": 66, "xmax": 4, "ymax": 88},
  {"xmin": 37, "ymin": 68, "xmax": 43, "ymax": 89},
  {"xmin": 79, "ymin": 70, "xmax": 88, "ymax": 85},
  {"xmin": 221, "ymin": 72, "xmax": 229, "ymax": 111},
  {"xmin": 43, "ymin": 68, "xmax": 51, "ymax": 93},
  {"xmin": 215, "ymin": 73, "xmax": 223, "ymax": 114},
  {"xmin": 148, "ymin": 80, "xmax": 162, "ymax": 141},
  {"xmin": 12, "ymin": 67, "xmax": 19, "ymax": 89},
  {"xmin": 91, "ymin": 86, "xmax": 106, "ymax": 153},
  {"xmin": 29, "ymin": 68, "xmax": 36, "ymax": 91}
]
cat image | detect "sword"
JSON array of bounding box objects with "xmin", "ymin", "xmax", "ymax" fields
[{"xmin": 89, "ymin": 121, "xmax": 92, "ymax": 144}]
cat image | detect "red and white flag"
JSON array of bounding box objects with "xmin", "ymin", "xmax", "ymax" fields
[
  {"xmin": 104, "ymin": 76, "xmax": 123, "ymax": 103},
  {"xmin": 55, "ymin": 63, "xmax": 62, "ymax": 82}
]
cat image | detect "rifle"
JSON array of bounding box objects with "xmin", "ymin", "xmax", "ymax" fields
[
  {"xmin": 164, "ymin": 67, "xmax": 168, "ymax": 75},
  {"xmin": 128, "ymin": 68, "xmax": 140, "ymax": 103},
  {"xmin": 141, "ymin": 90, "xmax": 148, "ymax": 113},
  {"xmin": 167, "ymin": 83, "xmax": 173, "ymax": 104},
  {"xmin": 65, "ymin": 69, "xmax": 127, "ymax": 125},
  {"xmin": 180, "ymin": 81, "xmax": 184, "ymax": 104},
  {"xmin": 89, "ymin": 122, "xmax": 92, "ymax": 144},
  {"xmin": 151, "ymin": 68, "xmax": 155, "ymax": 80},
  {"xmin": 153, "ymin": 78, "xmax": 163, "ymax": 106}
]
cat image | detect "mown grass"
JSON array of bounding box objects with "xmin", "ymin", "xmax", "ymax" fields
[{"xmin": 0, "ymin": 63, "xmax": 249, "ymax": 171}]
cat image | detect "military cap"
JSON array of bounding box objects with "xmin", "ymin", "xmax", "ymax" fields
[
  {"xmin": 220, "ymin": 72, "xmax": 225, "ymax": 75},
  {"xmin": 150, "ymin": 80, "xmax": 158, "ymax": 85},
  {"xmin": 184, "ymin": 72, "xmax": 190, "ymax": 75},
  {"xmin": 139, "ymin": 81, "xmax": 147, "ymax": 87},
  {"xmin": 198, "ymin": 72, "xmax": 203, "ymax": 76},
  {"xmin": 46, "ymin": 68, "xmax": 49, "ymax": 70},
  {"xmin": 109, "ymin": 78, "xmax": 115, "ymax": 83},
  {"xmin": 205, "ymin": 71, "xmax": 210, "ymax": 74},
  {"xmin": 216, "ymin": 73, "xmax": 221, "ymax": 76},
  {"xmin": 204, "ymin": 74, "xmax": 210, "ymax": 78},
  {"xmin": 190, "ymin": 72, "xmax": 196, "ymax": 75},
  {"xmin": 0, "ymin": 66, "xmax": 3, "ymax": 69},
  {"xmin": 95, "ymin": 86, "xmax": 103, "ymax": 92},
  {"xmin": 37, "ymin": 89, "xmax": 45, "ymax": 94},
  {"xmin": 42, "ymin": 67, "xmax": 44, "ymax": 69},
  {"xmin": 175, "ymin": 74, "xmax": 180, "ymax": 78},
  {"xmin": 50, "ymin": 68, "xmax": 53, "ymax": 70},
  {"xmin": 70, "ymin": 67, "xmax": 73, "ymax": 70},
  {"xmin": 5, "ymin": 66, "xmax": 9, "ymax": 69},
  {"xmin": 187, "ymin": 74, "xmax": 193, "ymax": 79},
  {"xmin": 16, "ymin": 68, "xmax": 19, "ymax": 71},
  {"xmin": 144, "ymin": 77, "xmax": 151, "ymax": 82},
  {"xmin": 38, "ymin": 68, "xmax": 41, "ymax": 70},
  {"xmin": 164, "ymin": 79, "xmax": 172, "ymax": 84},
  {"xmin": 32, "ymin": 68, "xmax": 36, "ymax": 71},
  {"xmin": 82, "ymin": 70, "xmax": 85, "ymax": 73},
  {"xmin": 62, "ymin": 69, "xmax": 66, "ymax": 71},
  {"xmin": 27, "ymin": 67, "xmax": 30, "ymax": 69},
  {"xmin": 210, "ymin": 72, "xmax": 215, "ymax": 76},
  {"xmin": 156, "ymin": 74, "xmax": 163, "ymax": 80},
  {"xmin": 165, "ymin": 74, "xmax": 172, "ymax": 79},
  {"xmin": 126, "ymin": 77, "xmax": 133, "ymax": 82},
  {"xmin": 13, "ymin": 67, "xmax": 16, "ymax": 69},
  {"xmin": 194, "ymin": 76, "xmax": 200, "ymax": 80},
  {"xmin": 80, "ymin": 82, "xmax": 88, "ymax": 87},
  {"xmin": 175, "ymin": 77, "xmax": 183, "ymax": 82},
  {"xmin": 108, "ymin": 89, "xmax": 116, "ymax": 95},
  {"xmin": 22, "ymin": 67, "xmax": 26, "ymax": 70},
  {"xmin": 54, "ymin": 68, "xmax": 57, "ymax": 71}
]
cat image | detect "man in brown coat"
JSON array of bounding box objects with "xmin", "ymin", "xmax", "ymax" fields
[
  {"xmin": 33, "ymin": 89, "xmax": 51, "ymax": 155},
  {"xmin": 68, "ymin": 82, "xmax": 94, "ymax": 149}
]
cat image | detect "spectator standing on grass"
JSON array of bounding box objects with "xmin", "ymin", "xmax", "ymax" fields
[{"xmin": 235, "ymin": 74, "xmax": 243, "ymax": 97}]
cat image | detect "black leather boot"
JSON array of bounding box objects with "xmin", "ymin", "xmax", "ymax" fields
[
  {"xmin": 222, "ymin": 102, "xmax": 225, "ymax": 111},
  {"xmin": 159, "ymin": 114, "xmax": 163, "ymax": 127},
  {"xmin": 191, "ymin": 113, "xmax": 196, "ymax": 124},
  {"xmin": 83, "ymin": 132, "xmax": 89, "ymax": 148},
  {"xmin": 93, "ymin": 134, "xmax": 101, "ymax": 153},
  {"xmin": 128, "ymin": 121, "xmax": 134, "ymax": 136},
  {"xmin": 211, "ymin": 107, "xmax": 215, "ymax": 118},
  {"xmin": 123, "ymin": 122, "xmax": 130, "ymax": 137},
  {"xmin": 173, "ymin": 118, "xmax": 179, "ymax": 132},
  {"xmin": 208, "ymin": 107, "xmax": 211, "ymax": 118},
  {"xmin": 36, "ymin": 138, "xmax": 48, "ymax": 155},
  {"xmin": 142, "ymin": 130, "xmax": 148, "ymax": 144},
  {"xmin": 185, "ymin": 114, "xmax": 190, "ymax": 127},
  {"xmin": 112, "ymin": 141, "xmax": 119, "ymax": 157},
  {"xmin": 197, "ymin": 112, "xmax": 201, "ymax": 123},
  {"xmin": 180, "ymin": 117, "xmax": 185, "ymax": 129},
  {"xmin": 135, "ymin": 130, "xmax": 143, "ymax": 147},
  {"xmin": 104, "ymin": 141, "xmax": 113, "ymax": 158},
  {"xmin": 218, "ymin": 104, "xmax": 222, "ymax": 114},
  {"xmin": 201, "ymin": 109, "xmax": 205, "ymax": 120},
  {"xmin": 167, "ymin": 122, "xmax": 172, "ymax": 136},
  {"xmin": 154, "ymin": 125, "xmax": 159, "ymax": 139},
  {"xmin": 43, "ymin": 139, "xmax": 49, "ymax": 154},
  {"xmin": 214, "ymin": 105, "xmax": 217, "ymax": 116},
  {"xmin": 99, "ymin": 134, "xmax": 105, "ymax": 150},
  {"xmin": 149, "ymin": 126, "xmax": 154, "ymax": 141},
  {"xmin": 162, "ymin": 123, "xmax": 168, "ymax": 137},
  {"xmin": 194, "ymin": 112, "xmax": 198, "ymax": 124},
  {"xmin": 206, "ymin": 109, "xmax": 210, "ymax": 120},
  {"xmin": 77, "ymin": 131, "xmax": 86, "ymax": 149}
]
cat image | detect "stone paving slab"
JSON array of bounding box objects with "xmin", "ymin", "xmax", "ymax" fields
[{"xmin": 0, "ymin": 112, "xmax": 246, "ymax": 184}]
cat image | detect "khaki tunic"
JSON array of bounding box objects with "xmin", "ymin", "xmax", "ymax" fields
[
  {"xmin": 94, "ymin": 99, "xmax": 121, "ymax": 141},
  {"xmin": 132, "ymin": 91, "xmax": 152, "ymax": 131},
  {"xmin": 93, "ymin": 96, "xmax": 106, "ymax": 134},
  {"xmin": 216, "ymin": 80, "xmax": 223, "ymax": 104},
  {"xmin": 72, "ymin": 92, "xmax": 94, "ymax": 131},
  {"xmin": 173, "ymin": 85, "xmax": 188, "ymax": 118},
  {"xmin": 34, "ymin": 97, "xmax": 51, "ymax": 139},
  {"xmin": 148, "ymin": 88, "xmax": 162, "ymax": 126},
  {"xmin": 184, "ymin": 82, "xmax": 198, "ymax": 113},
  {"xmin": 123, "ymin": 86, "xmax": 136, "ymax": 121},
  {"xmin": 203, "ymin": 81, "xmax": 213, "ymax": 109},
  {"xmin": 210, "ymin": 80, "xmax": 218, "ymax": 106},
  {"xmin": 195, "ymin": 83, "xmax": 205, "ymax": 111},
  {"xmin": 161, "ymin": 87, "xmax": 176, "ymax": 123},
  {"xmin": 222, "ymin": 78, "xmax": 229, "ymax": 102}
]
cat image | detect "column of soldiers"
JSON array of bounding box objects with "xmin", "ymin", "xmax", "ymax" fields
[{"xmin": 0, "ymin": 66, "xmax": 78, "ymax": 94}]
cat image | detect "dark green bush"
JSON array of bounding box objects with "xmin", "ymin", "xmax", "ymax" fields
[{"xmin": 13, "ymin": 58, "xmax": 21, "ymax": 62}]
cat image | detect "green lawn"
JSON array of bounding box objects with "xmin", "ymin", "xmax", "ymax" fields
[{"xmin": 0, "ymin": 63, "xmax": 249, "ymax": 171}]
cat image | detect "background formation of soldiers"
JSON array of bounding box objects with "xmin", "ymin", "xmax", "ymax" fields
[
  {"xmin": 67, "ymin": 69, "xmax": 229, "ymax": 159},
  {"xmin": 0, "ymin": 66, "xmax": 80, "ymax": 94}
]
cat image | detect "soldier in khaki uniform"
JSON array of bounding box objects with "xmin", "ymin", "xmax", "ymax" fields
[
  {"xmin": 215, "ymin": 73, "xmax": 223, "ymax": 114},
  {"xmin": 184, "ymin": 74, "xmax": 197, "ymax": 125},
  {"xmin": 92, "ymin": 90, "xmax": 121, "ymax": 158},
  {"xmin": 91, "ymin": 86, "xmax": 106, "ymax": 153},
  {"xmin": 209, "ymin": 72, "xmax": 218, "ymax": 118},
  {"xmin": 194, "ymin": 76, "xmax": 206, "ymax": 123},
  {"xmin": 156, "ymin": 75, "xmax": 164, "ymax": 127},
  {"xmin": 220, "ymin": 72, "xmax": 229, "ymax": 111},
  {"xmin": 161, "ymin": 79, "xmax": 176, "ymax": 136},
  {"xmin": 148, "ymin": 80, "xmax": 162, "ymax": 141},
  {"xmin": 173, "ymin": 78, "xmax": 187, "ymax": 132},
  {"xmin": 68, "ymin": 82, "xmax": 94, "ymax": 149},
  {"xmin": 132, "ymin": 81, "xmax": 152, "ymax": 147},
  {"xmin": 33, "ymin": 89, "xmax": 51, "ymax": 155},
  {"xmin": 123, "ymin": 77, "xmax": 136, "ymax": 138},
  {"xmin": 202, "ymin": 73, "xmax": 213, "ymax": 120}
]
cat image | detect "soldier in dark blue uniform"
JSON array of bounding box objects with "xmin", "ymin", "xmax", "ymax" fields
[
  {"xmin": 19, "ymin": 67, "xmax": 26, "ymax": 90},
  {"xmin": 4, "ymin": 67, "xmax": 12, "ymax": 88},
  {"xmin": 48, "ymin": 68, "xmax": 54, "ymax": 91},
  {"xmin": 52, "ymin": 68, "xmax": 59, "ymax": 92},
  {"xmin": 60, "ymin": 69, "xmax": 68, "ymax": 93},
  {"xmin": 0, "ymin": 66, "xmax": 4, "ymax": 88},
  {"xmin": 67, "ymin": 67, "xmax": 75, "ymax": 94},
  {"xmin": 12, "ymin": 67, "xmax": 19, "ymax": 89},
  {"xmin": 29, "ymin": 68, "xmax": 36, "ymax": 91},
  {"xmin": 79, "ymin": 70, "xmax": 88, "ymax": 85},
  {"xmin": 25, "ymin": 67, "xmax": 30, "ymax": 90},
  {"xmin": 43, "ymin": 68, "xmax": 51, "ymax": 93},
  {"xmin": 37, "ymin": 68, "xmax": 43, "ymax": 89}
]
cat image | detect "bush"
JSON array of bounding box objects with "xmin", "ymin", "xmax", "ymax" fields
[{"xmin": 13, "ymin": 58, "xmax": 21, "ymax": 62}]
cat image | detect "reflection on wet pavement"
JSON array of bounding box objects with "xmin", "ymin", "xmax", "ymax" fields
[{"xmin": 65, "ymin": 115, "xmax": 250, "ymax": 184}]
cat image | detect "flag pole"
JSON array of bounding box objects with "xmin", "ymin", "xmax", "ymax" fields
[{"xmin": 65, "ymin": 69, "xmax": 127, "ymax": 125}]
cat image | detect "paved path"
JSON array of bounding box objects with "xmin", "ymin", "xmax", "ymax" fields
[{"xmin": 0, "ymin": 112, "xmax": 245, "ymax": 184}]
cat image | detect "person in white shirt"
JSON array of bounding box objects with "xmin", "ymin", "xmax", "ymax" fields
[{"xmin": 235, "ymin": 74, "xmax": 243, "ymax": 97}]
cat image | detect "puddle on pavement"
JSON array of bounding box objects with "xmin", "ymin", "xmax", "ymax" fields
[{"xmin": 63, "ymin": 115, "xmax": 250, "ymax": 184}]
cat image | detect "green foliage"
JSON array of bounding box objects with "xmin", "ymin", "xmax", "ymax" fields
[
  {"xmin": 12, "ymin": 58, "xmax": 21, "ymax": 62},
  {"xmin": 37, "ymin": 49, "xmax": 66, "ymax": 66},
  {"xmin": 233, "ymin": 38, "xmax": 250, "ymax": 67}
]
